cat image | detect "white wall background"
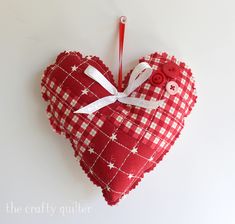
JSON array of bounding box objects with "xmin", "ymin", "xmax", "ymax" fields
[{"xmin": 0, "ymin": 0, "xmax": 235, "ymax": 223}]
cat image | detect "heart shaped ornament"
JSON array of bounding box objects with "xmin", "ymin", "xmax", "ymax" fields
[{"xmin": 40, "ymin": 17, "xmax": 197, "ymax": 205}]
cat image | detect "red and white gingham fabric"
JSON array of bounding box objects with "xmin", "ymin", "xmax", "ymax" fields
[{"xmin": 41, "ymin": 51, "xmax": 197, "ymax": 205}]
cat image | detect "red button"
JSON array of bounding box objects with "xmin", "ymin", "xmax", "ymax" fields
[
  {"xmin": 166, "ymin": 81, "xmax": 179, "ymax": 95},
  {"xmin": 150, "ymin": 71, "xmax": 166, "ymax": 86},
  {"xmin": 162, "ymin": 62, "xmax": 180, "ymax": 78}
]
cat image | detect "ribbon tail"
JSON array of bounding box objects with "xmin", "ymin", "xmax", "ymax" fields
[
  {"xmin": 118, "ymin": 97, "xmax": 165, "ymax": 109},
  {"xmin": 74, "ymin": 95, "xmax": 117, "ymax": 114}
]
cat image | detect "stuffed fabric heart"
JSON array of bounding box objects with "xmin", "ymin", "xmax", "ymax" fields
[{"xmin": 41, "ymin": 50, "xmax": 197, "ymax": 205}]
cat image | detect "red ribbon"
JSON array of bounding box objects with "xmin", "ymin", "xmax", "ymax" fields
[{"xmin": 118, "ymin": 16, "xmax": 127, "ymax": 92}]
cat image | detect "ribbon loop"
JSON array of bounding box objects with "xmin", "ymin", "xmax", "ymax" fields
[
  {"xmin": 74, "ymin": 62, "xmax": 164, "ymax": 114},
  {"xmin": 84, "ymin": 65, "xmax": 117, "ymax": 95},
  {"xmin": 124, "ymin": 62, "xmax": 153, "ymax": 95}
]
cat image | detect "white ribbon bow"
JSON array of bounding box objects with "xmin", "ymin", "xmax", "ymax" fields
[{"xmin": 74, "ymin": 62, "xmax": 164, "ymax": 114}]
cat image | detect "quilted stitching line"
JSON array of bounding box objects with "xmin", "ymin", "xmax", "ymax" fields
[
  {"xmin": 102, "ymin": 54, "xmax": 161, "ymax": 191},
  {"xmin": 104, "ymin": 54, "xmax": 184, "ymax": 196},
  {"xmin": 42, "ymin": 79, "xmax": 103, "ymax": 156},
  {"xmin": 119, "ymin": 53, "xmax": 193, "ymax": 197},
  {"xmin": 42, "ymin": 51, "xmax": 197, "ymax": 204},
  {"xmin": 43, "ymin": 55, "xmax": 168, "ymax": 163},
  {"xmin": 50, "ymin": 113, "xmax": 143, "ymax": 188},
  {"xmin": 54, "ymin": 61, "xmax": 118, "ymax": 116},
  {"xmin": 44, "ymin": 52, "xmax": 79, "ymax": 86},
  {"xmin": 79, "ymin": 157, "xmax": 125, "ymax": 194},
  {"xmin": 47, "ymin": 52, "xmax": 181, "ymax": 147},
  {"xmin": 43, "ymin": 81, "xmax": 156, "ymax": 164}
]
